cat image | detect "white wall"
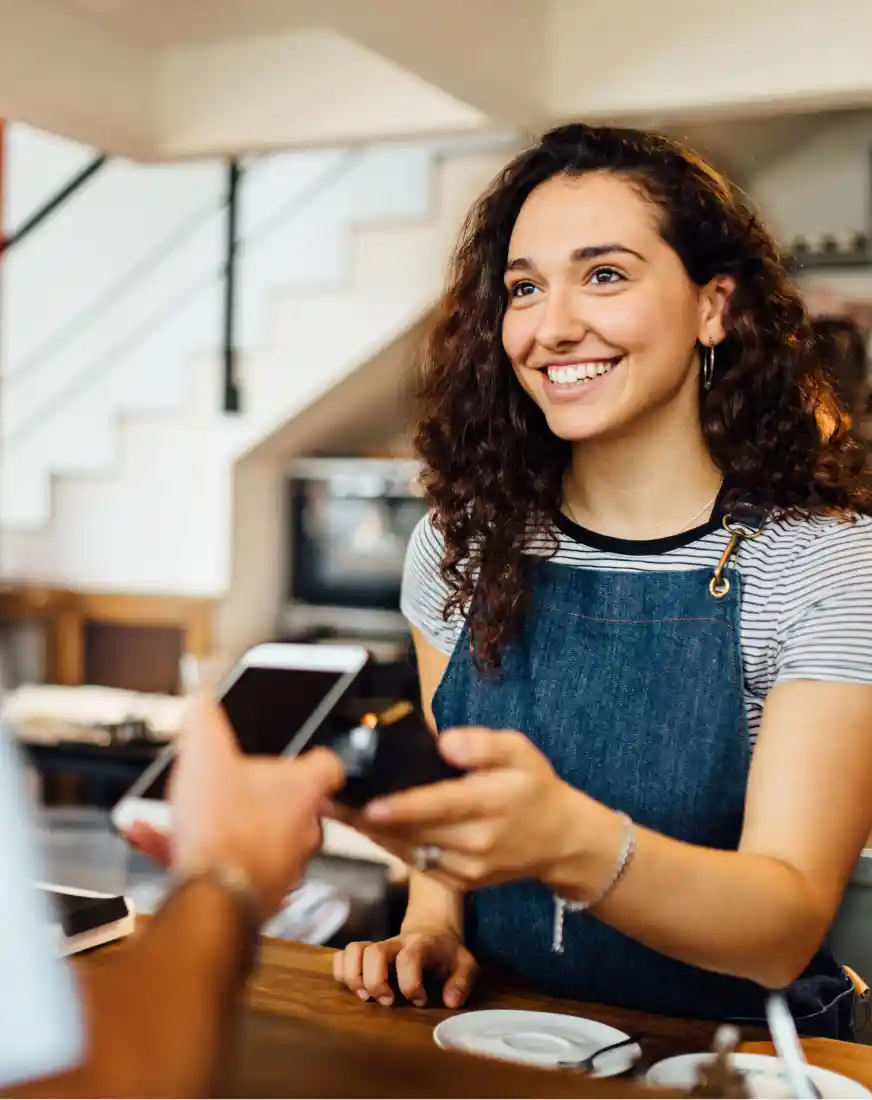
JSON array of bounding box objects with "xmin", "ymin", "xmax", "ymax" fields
[
  {"xmin": 0, "ymin": 123, "xmax": 509, "ymax": 598},
  {"xmin": 748, "ymin": 111, "xmax": 872, "ymax": 335},
  {"xmin": 752, "ymin": 111, "xmax": 872, "ymax": 242}
]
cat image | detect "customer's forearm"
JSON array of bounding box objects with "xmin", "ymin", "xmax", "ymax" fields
[
  {"xmin": 549, "ymin": 799, "xmax": 827, "ymax": 989},
  {"xmin": 14, "ymin": 878, "xmax": 256, "ymax": 1099},
  {"xmin": 402, "ymin": 871, "xmax": 464, "ymax": 938}
]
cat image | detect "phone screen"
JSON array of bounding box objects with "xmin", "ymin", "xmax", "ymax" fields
[{"xmin": 138, "ymin": 665, "xmax": 352, "ymax": 801}]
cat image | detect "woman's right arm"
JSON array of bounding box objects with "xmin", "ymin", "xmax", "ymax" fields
[
  {"xmin": 403, "ymin": 626, "xmax": 464, "ymax": 934},
  {"xmin": 332, "ymin": 627, "xmax": 477, "ymax": 1007}
]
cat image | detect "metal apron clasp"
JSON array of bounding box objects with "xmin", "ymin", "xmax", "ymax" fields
[{"xmin": 709, "ymin": 508, "xmax": 767, "ymax": 599}]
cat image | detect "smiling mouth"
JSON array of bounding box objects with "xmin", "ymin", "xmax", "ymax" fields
[{"xmin": 542, "ymin": 357, "xmax": 623, "ymax": 386}]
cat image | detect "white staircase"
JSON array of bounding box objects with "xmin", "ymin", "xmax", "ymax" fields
[
  {"xmin": 239, "ymin": 152, "xmax": 503, "ymax": 445},
  {"xmin": 0, "ymin": 133, "xmax": 509, "ymax": 595}
]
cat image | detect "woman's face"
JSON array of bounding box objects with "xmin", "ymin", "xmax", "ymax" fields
[{"xmin": 501, "ymin": 171, "xmax": 731, "ymax": 443}]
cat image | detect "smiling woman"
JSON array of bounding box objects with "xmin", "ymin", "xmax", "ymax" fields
[
  {"xmin": 505, "ymin": 237, "xmax": 646, "ymax": 405},
  {"xmin": 330, "ymin": 124, "xmax": 872, "ymax": 1041},
  {"xmin": 503, "ymin": 175, "xmax": 727, "ymax": 450}
]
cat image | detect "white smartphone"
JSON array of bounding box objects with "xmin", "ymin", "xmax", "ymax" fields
[{"xmin": 111, "ymin": 642, "xmax": 369, "ymax": 835}]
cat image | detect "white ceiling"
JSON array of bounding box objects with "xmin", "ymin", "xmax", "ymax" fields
[
  {"xmin": 15, "ymin": 0, "xmax": 872, "ymax": 164},
  {"xmin": 64, "ymin": 0, "xmax": 316, "ymax": 46},
  {"xmin": 60, "ymin": 0, "xmax": 872, "ymax": 179}
]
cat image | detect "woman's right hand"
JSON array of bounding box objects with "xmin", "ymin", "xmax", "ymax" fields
[{"xmin": 332, "ymin": 928, "xmax": 478, "ymax": 1008}]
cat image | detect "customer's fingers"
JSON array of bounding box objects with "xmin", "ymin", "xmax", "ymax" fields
[
  {"xmin": 362, "ymin": 942, "xmax": 399, "ymax": 1006},
  {"xmin": 284, "ymin": 748, "xmax": 346, "ymax": 797},
  {"xmin": 124, "ymin": 821, "xmax": 172, "ymax": 867},
  {"xmin": 322, "ymin": 798, "xmax": 357, "ymax": 825},
  {"xmin": 177, "ymin": 693, "xmax": 238, "ymax": 763}
]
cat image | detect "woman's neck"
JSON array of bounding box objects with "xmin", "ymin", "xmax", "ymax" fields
[{"xmin": 564, "ymin": 410, "xmax": 723, "ymax": 541}]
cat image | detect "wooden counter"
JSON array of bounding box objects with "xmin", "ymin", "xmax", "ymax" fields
[
  {"xmin": 227, "ymin": 938, "xmax": 720, "ymax": 1097},
  {"xmin": 229, "ymin": 939, "xmax": 872, "ymax": 1097},
  {"xmin": 108, "ymin": 924, "xmax": 872, "ymax": 1096}
]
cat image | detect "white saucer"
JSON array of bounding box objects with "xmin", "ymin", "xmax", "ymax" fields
[
  {"xmin": 432, "ymin": 1009, "xmax": 640, "ymax": 1077},
  {"xmin": 647, "ymin": 1052, "xmax": 872, "ymax": 1099}
]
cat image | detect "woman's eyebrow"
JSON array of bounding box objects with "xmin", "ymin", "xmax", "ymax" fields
[{"xmin": 505, "ymin": 243, "xmax": 645, "ymax": 273}]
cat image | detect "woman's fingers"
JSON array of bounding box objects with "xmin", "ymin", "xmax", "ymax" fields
[
  {"xmin": 332, "ymin": 933, "xmax": 475, "ymax": 1008},
  {"xmin": 438, "ymin": 727, "xmax": 534, "ymax": 770},
  {"xmin": 363, "ymin": 772, "xmax": 502, "ymax": 828},
  {"xmin": 335, "ymin": 940, "xmax": 372, "ymax": 997},
  {"xmin": 444, "ymin": 946, "xmax": 480, "ymax": 1008},
  {"xmin": 362, "ymin": 942, "xmax": 401, "ymax": 1006},
  {"xmin": 394, "ymin": 936, "xmax": 434, "ymax": 1006},
  {"xmin": 334, "ymin": 939, "xmax": 404, "ymax": 1004}
]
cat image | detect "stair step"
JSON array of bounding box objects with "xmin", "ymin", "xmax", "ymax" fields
[{"xmin": 0, "ymin": 144, "xmax": 511, "ymax": 593}]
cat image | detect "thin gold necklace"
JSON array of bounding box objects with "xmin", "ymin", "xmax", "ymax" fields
[{"xmin": 563, "ymin": 481, "xmax": 723, "ymax": 536}]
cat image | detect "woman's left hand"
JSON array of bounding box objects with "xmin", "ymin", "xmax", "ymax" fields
[{"xmin": 335, "ymin": 727, "xmax": 588, "ymax": 892}]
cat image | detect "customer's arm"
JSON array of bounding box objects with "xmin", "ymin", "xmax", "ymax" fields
[
  {"xmin": 14, "ymin": 876, "xmax": 254, "ymax": 1098},
  {"xmin": 4, "ymin": 696, "xmax": 344, "ymax": 1099}
]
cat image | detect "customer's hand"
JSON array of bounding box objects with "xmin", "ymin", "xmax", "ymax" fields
[
  {"xmin": 129, "ymin": 694, "xmax": 345, "ymax": 919},
  {"xmin": 336, "ymin": 727, "xmax": 587, "ymax": 893},
  {"xmin": 332, "ymin": 928, "xmax": 478, "ymax": 1008},
  {"xmin": 125, "ymin": 820, "xmax": 172, "ymax": 866}
]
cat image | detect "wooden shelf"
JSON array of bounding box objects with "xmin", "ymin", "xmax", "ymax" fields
[
  {"xmin": 0, "ymin": 586, "xmax": 213, "ymax": 689},
  {"xmin": 788, "ymin": 248, "xmax": 872, "ymax": 272}
]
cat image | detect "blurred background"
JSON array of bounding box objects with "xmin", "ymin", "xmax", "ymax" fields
[{"xmin": 1, "ymin": 0, "xmax": 872, "ymax": 960}]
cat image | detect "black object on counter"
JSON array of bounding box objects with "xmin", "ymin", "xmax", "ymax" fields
[{"xmin": 40, "ymin": 886, "xmax": 129, "ymax": 938}]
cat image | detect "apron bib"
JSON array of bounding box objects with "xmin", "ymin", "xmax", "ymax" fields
[{"xmin": 432, "ymin": 529, "xmax": 854, "ymax": 1038}]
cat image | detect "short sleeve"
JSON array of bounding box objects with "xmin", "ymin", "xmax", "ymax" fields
[
  {"xmin": 400, "ymin": 514, "xmax": 464, "ymax": 655},
  {"xmin": 0, "ymin": 723, "xmax": 84, "ymax": 1089},
  {"xmin": 775, "ymin": 516, "xmax": 872, "ymax": 685}
]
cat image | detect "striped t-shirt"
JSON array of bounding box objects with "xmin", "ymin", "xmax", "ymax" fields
[{"xmin": 400, "ymin": 508, "xmax": 872, "ymax": 745}]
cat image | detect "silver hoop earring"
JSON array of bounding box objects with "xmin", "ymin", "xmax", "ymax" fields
[{"xmin": 702, "ymin": 343, "xmax": 715, "ymax": 391}]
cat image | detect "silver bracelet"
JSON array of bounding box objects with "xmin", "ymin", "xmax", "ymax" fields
[
  {"xmin": 552, "ymin": 812, "xmax": 635, "ymax": 954},
  {"xmin": 170, "ymin": 862, "xmax": 265, "ymax": 932}
]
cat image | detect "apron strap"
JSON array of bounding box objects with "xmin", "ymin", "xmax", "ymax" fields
[{"xmin": 709, "ymin": 505, "xmax": 767, "ymax": 600}]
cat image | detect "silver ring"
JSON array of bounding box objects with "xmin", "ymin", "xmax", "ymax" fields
[{"xmin": 413, "ymin": 844, "xmax": 442, "ymax": 872}]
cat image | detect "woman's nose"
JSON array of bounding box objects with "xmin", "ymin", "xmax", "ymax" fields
[{"xmin": 535, "ymin": 288, "xmax": 587, "ymax": 350}]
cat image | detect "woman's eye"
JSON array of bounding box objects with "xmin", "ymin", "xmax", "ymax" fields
[
  {"xmin": 508, "ymin": 280, "xmax": 537, "ymax": 300},
  {"xmin": 589, "ymin": 267, "xmax": 625, "ymax": 287}
]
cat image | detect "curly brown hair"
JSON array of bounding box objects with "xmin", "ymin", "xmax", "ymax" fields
[
  {"xmin": 414, "ymin": 123, "xmax": 872, "ymax": 666},
  {"xmin": 812, "ymin": 316, "xmax": 869, "ymax": 417}
]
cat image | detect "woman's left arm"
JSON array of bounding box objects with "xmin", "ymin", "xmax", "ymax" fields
[
  {"xmin": 570, "ymin": 678, "xmax": 872, "ymax": 987},
  {"xmin": 359, "ymin": 680, "xmax": 872, "ymax": 989}
]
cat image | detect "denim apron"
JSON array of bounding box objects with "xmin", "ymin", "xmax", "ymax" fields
[{"xmin": 431, "ymin": 514, "xmax": 854, "ymax": 1038}]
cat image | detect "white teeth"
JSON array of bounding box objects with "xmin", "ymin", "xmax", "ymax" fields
[{"xmin": 546, "ymin": 360, "xmax": 619, "ymax": 385}]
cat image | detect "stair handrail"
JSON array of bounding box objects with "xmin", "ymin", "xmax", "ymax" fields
[
  {"xmin": 2, "ymin": 192, "xmax": 223, "ymax": 394},
  {"xmin": 3, "ymin": 148, "xmax": 364, "ymax": 449},
  {"xmin": 0, "ymin": 154, "xmax": 108, "ymax": 258}
]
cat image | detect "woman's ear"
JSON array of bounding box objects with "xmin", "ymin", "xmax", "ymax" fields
[{"xmin": 698, "ymin": 275, "xmax": 736, "ymax": 345}]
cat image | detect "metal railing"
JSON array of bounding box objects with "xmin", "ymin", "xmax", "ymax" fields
[
  {"xmin": 0, "ymin": 154, "xmax": 108, "ymax": 258},
  {"xmin": 1, "ymin": 147, "xmax": 364, "ymax": 446}
]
